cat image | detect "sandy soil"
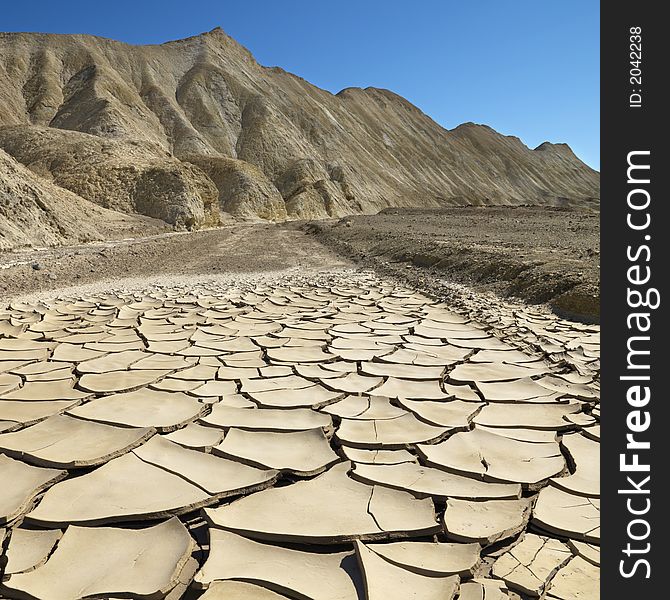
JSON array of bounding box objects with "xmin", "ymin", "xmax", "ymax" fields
[{"xmin": 302, "ymin": 207, "xmax": 599, "ymax": 321}]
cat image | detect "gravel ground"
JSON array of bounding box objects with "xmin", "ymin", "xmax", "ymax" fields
[
  {"xmin": 1, "ymin": 208, "xmax": 599, "ymax": 324},
  {"xmin": 301, "ymin": 207, "xmax": 600, "ymax": 322},
  {"xmin": 0, "ymin": 224, "xmax": 351, "ymax": 302}
]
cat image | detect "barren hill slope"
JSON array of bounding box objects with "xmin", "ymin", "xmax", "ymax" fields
[
  {"xmin": 0, "ymin": 147, "xmax": 167, "ymax": 250},
  {"xmin": 0, "ymin": 28, "xmax": 599, "ymax": 248}
]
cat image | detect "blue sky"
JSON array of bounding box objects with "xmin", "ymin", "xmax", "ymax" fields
[{"xmin": 3, "ymin": 1, "xmax": 600, "ymax": 168}]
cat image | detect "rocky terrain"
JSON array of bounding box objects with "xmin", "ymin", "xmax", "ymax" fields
[
  {"xmin": 0, "ymin": 147, "xmax": 169, "ymax": 250},
  {"xmin": 0, "ymin": 28, "xmax": 599, "ymax": 249},
  {"xmin": 305, "ymin": 207, "xmax": 600, "ymax": 321}
]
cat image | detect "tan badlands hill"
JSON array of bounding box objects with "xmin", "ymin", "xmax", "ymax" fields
[{"xmin": 0, "ymin": 28, "xmax": 599, "ymax": 249}]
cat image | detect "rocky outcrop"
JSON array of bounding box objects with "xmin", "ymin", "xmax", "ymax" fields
[
  {"xmin": 0, "ymin": 126, "xmax": 219, "ymax": 228},
  {"xmin": 184, "ymin": 155, "xmax": 286, "ymax": 221},
  {"xmin": 0, "ymin": 148, "xmax": 165, "ymax": 250}
]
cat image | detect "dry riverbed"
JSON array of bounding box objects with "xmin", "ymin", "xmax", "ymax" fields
[{"xmin": 303, "ymin": 207, "xmax": 600, "ymax": 322}]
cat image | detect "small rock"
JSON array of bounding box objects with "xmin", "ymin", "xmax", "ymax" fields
[{"xmin": 31, "ymin": 263, "xmax": 42, "ymax": 271}]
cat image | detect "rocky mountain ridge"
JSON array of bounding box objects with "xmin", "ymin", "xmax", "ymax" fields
[{"xmin": 0, "ymin": 27, "xmax": 599, "ymax": 249}]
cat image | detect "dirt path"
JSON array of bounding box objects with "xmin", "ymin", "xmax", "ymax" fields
[{"xmin": 0, "ymin": 224, "xmax": 351, "ymax": 300}]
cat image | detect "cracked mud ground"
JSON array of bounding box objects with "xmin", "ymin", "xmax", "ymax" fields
[{"xmin": 0, "ymin": 226, "xmax": 599, "ymax": 599}]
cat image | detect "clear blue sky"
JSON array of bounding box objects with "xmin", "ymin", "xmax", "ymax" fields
[{"xmin": 3, "ymin": 1, "xmax": 600, "ymax": 169}]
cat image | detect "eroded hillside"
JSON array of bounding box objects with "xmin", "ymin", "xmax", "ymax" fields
[{"xmin": 0, "ymin": 28, "xmax": 599, "ymax": 248}]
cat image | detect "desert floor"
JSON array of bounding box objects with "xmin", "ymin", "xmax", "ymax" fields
[{"xmin": 0, "ymin": 210, "xmax": 599, "ymax": 600}]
